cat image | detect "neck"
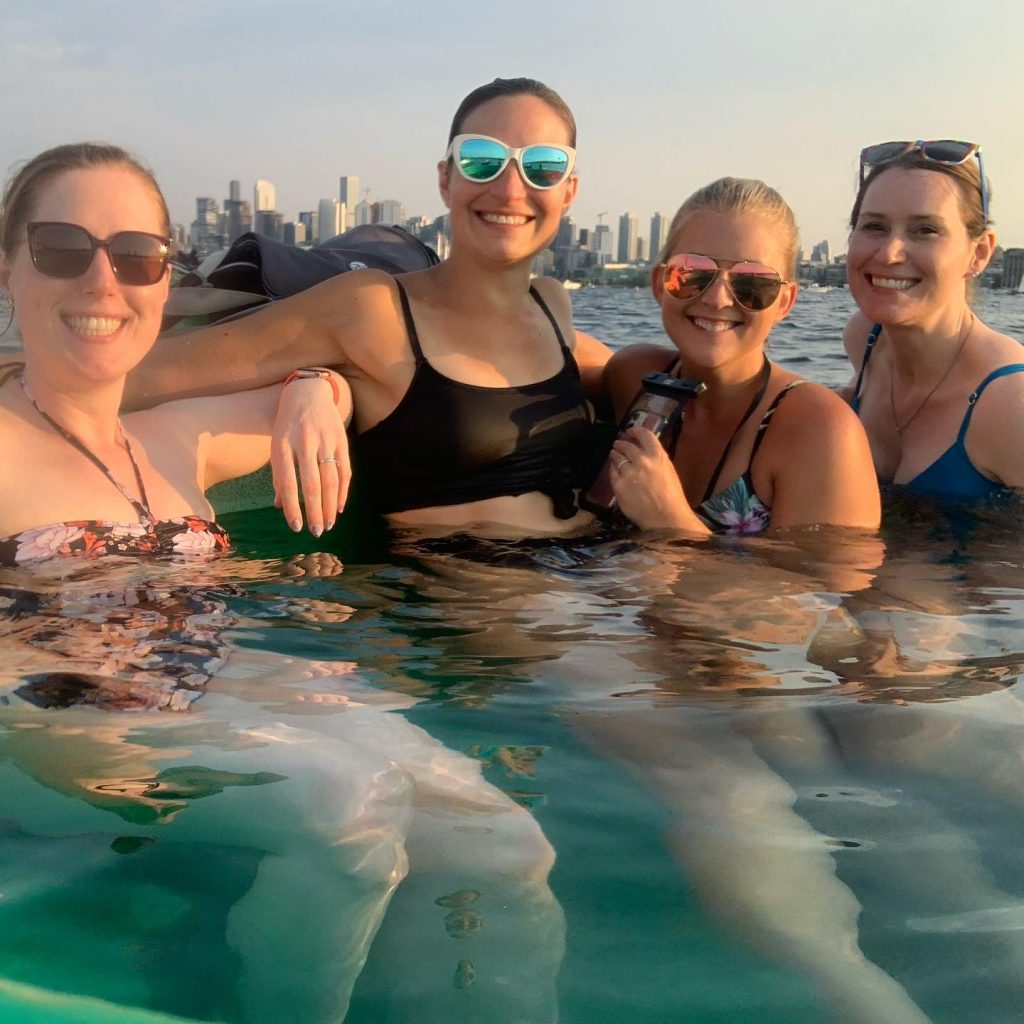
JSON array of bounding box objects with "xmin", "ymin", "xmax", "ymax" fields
[
  {"xmin": 20, "ymin": 365, "xmax": 125, "ymax": 448},
  {"xmin": 882, "ymin": 306, "xmax": 975, "ymax": 384},
  {"xmin": 677, "ymin": 352, "xmax": 769, "ymax": 413},
  {"xmin": 435, "ymin": 246, "xmax": 537, "ymax": 309}
]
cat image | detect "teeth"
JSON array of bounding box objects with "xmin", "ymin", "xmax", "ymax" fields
[
  {"xmin": 62, "ymin": 316, "xmax": 124, "ymax": 336},
  {"xmin": 692, "ymin": 318, "xmax": 736, "ymax": 333},
  {"xmin": 480, "ymin": 213, "xmax": 529, "ymax": 225},
  {"xmin": 871, "ymin": 276, "xmax": 916, "ymax": 291}
]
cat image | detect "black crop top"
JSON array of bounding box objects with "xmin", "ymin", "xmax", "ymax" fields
[{"xmin": 353, "ymin": 281, "xmax": 594, "ymax": 518}]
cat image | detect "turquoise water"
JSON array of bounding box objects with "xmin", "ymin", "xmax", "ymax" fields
[{"xmin": 3, "ymin": 288, "xmax": 1024, "ymax": 1023}]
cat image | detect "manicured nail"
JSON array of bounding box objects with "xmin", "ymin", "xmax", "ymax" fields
[
  {"xmin": 311, "ymin": 525, "xmax": 323, "ymax": 538},
  {"xmin": 289, "ymin": 518, "xmax": 302, "ymax": 533},
  {"xmin": 326, "ymin": 519, "xmax": 336, "ymax": 532}
]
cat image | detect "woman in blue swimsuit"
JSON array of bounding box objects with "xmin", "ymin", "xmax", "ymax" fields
[
  {"xmin": 0, "ymin": 143, "xmax": 347, "ymax": 563},
  {"xmin": 602, "ymin": 177, "xmax": 880, "ymax": 535},
  {"xmin": 843, "ymin": 141, "xmax": 1024, "ymax": 501}
]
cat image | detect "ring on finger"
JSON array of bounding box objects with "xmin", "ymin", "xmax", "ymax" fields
[
  {"xmin": 616, "ymin": 458, "xmax": 631, "ymax": 471},
  {"xmin": 318, "ymin": 456, "xmax": 339, "ymax": 465}
]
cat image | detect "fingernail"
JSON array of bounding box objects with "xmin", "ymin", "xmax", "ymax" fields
[
  {"xmin": 326, "ymin": 519, "xmax": 336, "ymax": 532},
  {"xmin": 289, "ymin": 518, "xmax": 302, "ymax": 533},
  {"xmin": 311, "ymin": 525, "xmax": 323, "ymax": 538}
]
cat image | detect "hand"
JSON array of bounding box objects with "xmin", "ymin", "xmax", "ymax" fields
[
  {"xmin": 271, "ymin": 374, "xmax": 352, "ymax": 536},
  {"xmin": 610, "ymin": 427, "xmax": 709, "ymax": 534}
]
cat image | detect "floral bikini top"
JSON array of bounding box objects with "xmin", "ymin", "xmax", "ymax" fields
[
  {"xmin": 1, "ymin": 365, "xmax": 230, "ymax": 565},
  {"xmin": 0, "ymin": 517, "xmax": 230, "ymax": 565}
]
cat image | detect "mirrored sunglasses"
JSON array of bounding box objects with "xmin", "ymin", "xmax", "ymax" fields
[
  {"xmin": 859, "ymin": 140, "xmax": 989, "ymax": 223},
  {"xmin": 445, "ymin": 134, "xmax": 576, "ymax": 190},
  {"xmin": 27, "ymin": 221, "xmax": 171, "ymax": 286},
  {"xmin": 661, "ymin": 253, "xmax": 786, "ymax": 312}
]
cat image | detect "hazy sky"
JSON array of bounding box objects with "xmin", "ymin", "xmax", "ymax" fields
[{"xmin": 3, "ymin": 0, "xmax": 1022, "ymax": 255}]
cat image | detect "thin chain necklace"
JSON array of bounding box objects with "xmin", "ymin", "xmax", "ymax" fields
[
  {"xmin": 889, "ymin": 313, "xmax": 975, "ymax": 435},
  {"xmin": 20, "ymin": 376, "xmax": 154, "ymax": 522}
]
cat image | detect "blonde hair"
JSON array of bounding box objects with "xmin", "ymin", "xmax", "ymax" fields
[{"xmin": 659, "ymin": 177, "xmax": 799, "ymax": 277}]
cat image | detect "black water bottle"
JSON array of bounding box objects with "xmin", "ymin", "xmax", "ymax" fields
[{"xmin": 584, "ymin": 372, "xmax": 705, "ymax": 511}]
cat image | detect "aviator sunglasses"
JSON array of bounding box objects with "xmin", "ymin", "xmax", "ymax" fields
[
  {"xmin": 27, "ymin": 222, "xmax": 171, "ymax": 286},
  {"xmin": 445, "ymin": 134, "xmax": 576, "ymax": 190},
  {"xmin": 859, "ymin": 140, "xmax": 989, "ymax": 222},
  {"xmin": 660, "ymin": 253, "xmax": 787, "ymax": 312}
]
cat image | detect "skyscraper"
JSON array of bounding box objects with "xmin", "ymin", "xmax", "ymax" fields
[
  {"xmin": 339, "ymin": 176, "xmax": 359, "ymax": 228},
  {"xmin": 618, "ymin": 212, "xmax": 638, "ymax": 263},
  {"xmin": 317, "ymin": 198, "xmax": 342, "ymax": 243},
  {"xmin": 254, "ymin": 179, "xmax": 276, "ymax": 213},
  {"xmin": 377, "ymin": 200, "xmax": 405, "ymax": 225},
  {"xmin": 649, "ymin": 212, "xmax": 666, "ymax": 262}
]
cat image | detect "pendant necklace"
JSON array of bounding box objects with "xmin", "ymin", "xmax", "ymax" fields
[
  {"xmin": 889, "ymin": 313, "xmax": 975, "ymax": 436},
  {"xmin": 20, "ymin": 376, "xmax": 154, "ymax": 522}
]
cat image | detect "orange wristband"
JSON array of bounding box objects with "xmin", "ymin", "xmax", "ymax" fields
[{"xmin": 282, "ymin": 368, "xmax": 341, "ymax": 405}]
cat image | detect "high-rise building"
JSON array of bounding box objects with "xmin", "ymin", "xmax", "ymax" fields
[
  {"xmin": 229, "ymin": 180, "xmax": 241, "ymax": 202},
  {"xmin": 224, "ymin": 178, "xmax": 252, "ymax": 243},
  {"xmin": 1003, "ymin": 248, "xmax": 1024, "ymax": 290},
  {"xmin": 649, "ymin": 212, "xmax": 666, "ymax": 262},
  {"xmin": 354, "ymin": 200, "xmax": 373, "ymax": 227},
  {"xmin": 298, "ymin": 211, "xmax": 319, "ymax": 242},
  {"xmin": 317, "ymin": 198, "xmax": 342, "ymax": 243},
  {"xmin": 555, "ymin": 216, "xmax": 577, "ymax": 249},
  {"xmin": 618, "ymin": 212, "xmax": 638, "ymax": 263},
  {"xmin": 283, "ymin": 221, "xmax": 307, "ymax": 246},
  {"xmin": 811, "ymin": 239, "xmax": 832, "ymax": 264},
  {"xmin": 254, "ymin": 210, "xmax": 283, "ymax": 242},
  {"xmin": 254, "ymin": 179, "xmax": 276, "ymax": 213},
  {"xmin": 594, "ymin": 223, "xmax": 613, "ymax": 265},
  {"xmin": 377, "ymin": 200, "xmax": 405, "ymax": 225},
  {"xmin": 191, "ymin": 197, "xmax": 223, "ymax": 257},
  {"xmin": 339, "ymin": 176, "xmax": 359, "ymax": 228}
]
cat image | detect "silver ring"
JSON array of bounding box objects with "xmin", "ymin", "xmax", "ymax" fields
[
  {"xmin": 318, "ymin": 457, "xmax": 339, "ymax": 465},
  {"xmin": 616, "ymin": 458, "xmax": 631, "ymax": 471}
]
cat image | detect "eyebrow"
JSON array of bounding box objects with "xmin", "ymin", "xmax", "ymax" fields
[{"xmin": 857, "ymin": 211, "xmax": 947, "ymax": 223}]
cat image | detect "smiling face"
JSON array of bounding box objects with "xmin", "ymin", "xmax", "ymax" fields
[
  {"xmin": 652, "ymin": 209, "xmax": 797, "ymax": 380},
  {"xmin": 0, "ymin": 164, "xmax": 170, "ymax": 391},
  {"xmin": 847, "ymin": 167, "xmax": 994, "ymax": 327},
  {"xmin": 437, "ymin": 93, "xmax": 578, "ymax": 266}
]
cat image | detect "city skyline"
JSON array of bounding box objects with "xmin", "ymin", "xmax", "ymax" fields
[{"xmin": 2, "ymin": 2, "xmax": 1023, "ymax": 256}]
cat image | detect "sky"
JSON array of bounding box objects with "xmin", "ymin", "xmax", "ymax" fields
[{"xmin": 2, "ymin": 0, "xmax": 1023, "ymax": 256}]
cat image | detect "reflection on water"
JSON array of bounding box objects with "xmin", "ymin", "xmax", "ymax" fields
[{"xmin": 3, "ymin": 501, "xmax": 1024, "ymax": 1022}]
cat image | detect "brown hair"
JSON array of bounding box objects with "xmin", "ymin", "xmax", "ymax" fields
[
  {"xmin": 849, "ymin": 152, "xmax": 990, "ymax": 238},
  {"xmin": 659, "ymin": 177, "xmax": 799, "ymax": 277},
  {"xmin": 0, "ymin": 142, "xmax": 170, "ymax": 255},
  {"xmin": 447, "ymin": 78, "xmax": 577, "ymax": 146}
]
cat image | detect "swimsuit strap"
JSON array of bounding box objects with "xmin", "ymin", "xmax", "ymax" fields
[
  {"xmin": 748, "ymin": 380, "xmax": 807, "ymax": 463},
  {"xmin": 528, "ymin": 285, "xmax": 572, "ymax": 355},
  {"xmin": 701, "ymin": 357, "xmax": 772, "ymax": 505},
  {"xmin": 956, "ymin": 363, "xmax": 1024, "ymax": 443},
  {"xmin": 0, "ymin": 361, "xmax": 25, "ymax": 387},
  {"xmin": 850, "ymin": 322, "xmax": 882, "ymax": 407},
  {"xmin": 20, "ymin": 377, "xmax": 153, "ymax": 522},
  {"xmin": 393, "ymin": 279, "xmax": 426, "ymax": 363}
]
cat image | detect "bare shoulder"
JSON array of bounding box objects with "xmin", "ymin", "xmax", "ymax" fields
[
  {"xmin": 843, "ymin": 309, "xmax": 876, "ymax": 362},
  {"xmin": 605, "ymin": 343, "xmax": 677, "ymax": 416},
  {"xmin": 770, "ymin": 377, "xmax": 868, "ymax": 446},
  {"xmin": 530, "ymin": 275, "xmax": 573, "ymax": 319}
]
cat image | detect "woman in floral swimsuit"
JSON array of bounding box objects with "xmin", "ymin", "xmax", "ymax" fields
[{"xmin": 602, "ymin": 178, "xmax": 880, "ymax": 536}]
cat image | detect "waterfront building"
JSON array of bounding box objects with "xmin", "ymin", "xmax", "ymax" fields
[
  {"xmin": 224, "ymin": 179, "xmax": 252, "ymax": 243},
  {"xmin": 229, "ymin": 180, "xmax": 241, "ymax": 202},
  {"xmin": 649, "ymin": 211, "xmax": 666, "ymax": 261},
  {"xmin": 594, "ymin": 223, "xmax": 613, "ymax": 265},
  {"xmin": 377, "ymin": 200, "xmax": 405, "ymax": 226},
  {"xmin": 298, "ymin": 210, "xmax": 318, "ymax": 242},
  {"xmin": 255, "ymin": 210, "xmax": 284, "ymax": 242},
  {"xmin": 354, "ymin": 200, "xmax": 373, "ymax": 226},
  {"xmin": 555, "ymin": 216, "xmax": 577, "ymax": 249},
  {"xmin": 618, "ymin": 212, "xmax": 638, "ymax": 264},
  {"xmin": 577, "ymin": 227, "xmax": 590, "ymax": 249},
  {"xmin": 339, "ymin": 176, "xmax": 359, "ymax": 228},
  {"xmin": 1004, "ymin": 248, "xmax": 1024, "ymax": 291},
  {"xmin": 283, "ymin": 221, "xmax": 307, "ymax": 246},
  {"xmin": 811, "ymin": 239, "xmax": 832, "ymax": 265},
  {"xmin": 253, "ymin": 179, "xmax": 276, "ymax": 213},
  {"xmin": 317, "ymin": 198, "xmax": 342, "ymax": 243},
  {"xmin": 191, "ymin": 197, "xmax": 224, "ymax": 257}
]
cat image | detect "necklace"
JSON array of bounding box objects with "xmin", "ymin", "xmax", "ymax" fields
[
  {"xmin": 20, "ymin": 376, "xmax": 154, "ymax": 522},
  {"xmin": 889, "ymin": 313, "xmax": 975, "ymax": 435},
  {"xmin": 699, "ymin": 357, "xmax": 772, "ymax": 504}
]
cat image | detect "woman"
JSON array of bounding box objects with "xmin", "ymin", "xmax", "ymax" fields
[
  {"xmin": 844, "ymin": 140, "xmax": 1024, "ymax": 500},
  {"xmin": 0, "ymin": 142, "xmax": 350, "ymax": 561},
  {"xmin": 126, "ymin": 78, "xmax": 612, "ymax": 539},
  {"xmin": 601, "ymin": 177, "xmax": 879, "ymax": 535}
]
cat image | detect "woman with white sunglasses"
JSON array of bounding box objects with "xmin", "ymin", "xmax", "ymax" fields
[
  {"xmin": 129, "ymin": 78, "xmax": 612, "ymax": 539},
  {"xmin": 844, "ymin": 141, "xmax": 1024, "ymax": 501}
]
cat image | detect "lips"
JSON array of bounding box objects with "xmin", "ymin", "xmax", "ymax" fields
[{"xmin": 61, "ymin": 315, "xmax": 126, "ymax": 337}]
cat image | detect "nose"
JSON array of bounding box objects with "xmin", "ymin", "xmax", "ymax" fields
[
  {"xmin": 79, "ymin": 244, "xmax": 119, "ymax": 292},
  {"xmin": 877, "ymin": 231, "xmax": 908, "ymax": 262},
  {"xmin": 488, "ymin": 160, "xmax": 530, "ymax": 200},
  {"xmin": 701, "ymin": 269, "xmax": 735, "ymax": 309}
]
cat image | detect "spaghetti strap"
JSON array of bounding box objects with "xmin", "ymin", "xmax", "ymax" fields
[
  {"xmin": 749, "ymin": 381, "xmax": 807, "ymax": 463},
  {"xmin": 392, "ymin": 279, "xmax": 425, "ymax": 363},
  {"xmin": 956, "ymin": 363, "xmax": 1024, "ymax": 443},
  {"xmin": 528, "ymin": 285, "xmax": 571, "ymax": 354},
  {"xmin": 849, "ymin": 323, "xmax": 881, "ymax": 411}
]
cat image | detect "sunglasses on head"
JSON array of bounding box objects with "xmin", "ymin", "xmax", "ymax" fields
[
  {"xmin": 27, "ymin": 222, "xmax": 171, "ymax": 286},
  {"xmin": 660, "ymin": 253, "xmax": 786, "ymax": 312},
  {"xmin": 859, "ymin": 140, "xmax": 989, "ymax": 223},
  {"xmin": 445, "ymin": 134, "xmax": 576, "ymax": 190}
]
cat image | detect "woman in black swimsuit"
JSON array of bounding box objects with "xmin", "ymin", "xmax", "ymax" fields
[
  {"xmin": 127, "ymin": 78, "xmax": 613, "ymax": 539},
  {"xmin": 0, "ymin": 142, "xmax": 347, "ymax": 562}
]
